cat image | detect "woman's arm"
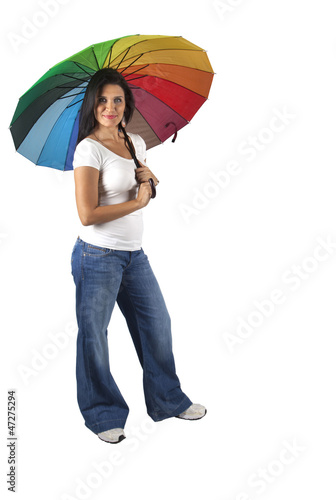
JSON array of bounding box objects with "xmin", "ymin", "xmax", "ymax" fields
[{"xmin": 74, "ymin": 166, "xmax": 151, "ymax": 226}]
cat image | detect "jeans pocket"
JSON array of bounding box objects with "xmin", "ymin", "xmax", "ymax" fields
[{"xmin": 84, "ymin": 243, "xmax": 113, "ymax": 257}]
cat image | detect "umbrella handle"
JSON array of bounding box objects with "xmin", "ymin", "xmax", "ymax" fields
[
  {"xmin": 148, "ymin": 178, "xmax": 156, "ymax": 199},
  {"xmin": 121, "ymin": 126, "xmax": 156, "ymax": 199}
]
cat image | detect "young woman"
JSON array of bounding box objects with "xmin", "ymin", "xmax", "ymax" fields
[{"xmin": 70, "ymin": 68, "xmax": 206, "ymax": 444}]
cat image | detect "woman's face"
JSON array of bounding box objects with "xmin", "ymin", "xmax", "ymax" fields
[{"xmin": 94, "ymin": 83, "xmax": 126, "ymax": 130}]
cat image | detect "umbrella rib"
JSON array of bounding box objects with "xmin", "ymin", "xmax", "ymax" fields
[
  {"xmin": 55, "ymin": 85, "xmax": 87, "ymax": 90},
  {"xmin": 58, "ymin": 90, "xmax": 86, "ymax": 99},
  {"xmin": 35, "ymin": 79, "xmax": 90, "ymax": 168},
  {"xmin": 61, "ymin": 73, "xmax": 90, "ymax": 84},
  {"xmin": 120, "ymin": 45, "xmax": 205, "ymax": 59},
  {"xmin": 126, "ymin": 75, "xmax": 147, "ymax": 83},
  {"xmin": 73, "ymin": 61, "xmax": 95, "ymax": 77},
  {"xmin": 123, "ymin": 64, "xmax": 149, "ymax": 80},
  {"xmin": 114, "ymin": 35, "xmax": 188, "ymax": 65},
  {"xmin": 123, "ymin": 65, "xmax": 213, "ymax": 97},
  {"xmin": 129, "ymin": 73, "xmax": 213, "ymax": 101},
  {"xmin": 106, "ymin": 36, "xmax": 131, "ymax": 69},
  {"xmin": 92, "ymin": 46, "xmax": 100, "ymax": 70},
  {"xmin": 114, "ymin": 47, "xmax": 131, "ymax": 70},
  {"xmin": 118, "ymin": 53, "xmax": 145, "ymax": 74},
  {"xmin": 66, "ymin": 97, "xmax": 84, "ymax": 109},
  {"xmin": 116, "ymin": 47, "xmax": 213, "ymax": 71},
  {"xmin": 150, "ymin": 75, "xmax": 213, "ymax": 100},
  {"xmin": 111, "ymin": 35, "xmax": 181, "ymax": 71},
  {"xmin": 130, "ymin": 83, "xmax": 190, "ymax": 125},
  {"xmin": 107, "ymin": 45, "xmax": 113, "ymax": 68},
  {"xmin": 36, "ymin": 98, "xmax": 80, "ymax": 170},
  {"xmin": 129, "ymin": 108, "xmax": 162, "ymax": 146},
  {"xmin": 112, "ymin": 36, "xmax": 184, "ymax": 71}
]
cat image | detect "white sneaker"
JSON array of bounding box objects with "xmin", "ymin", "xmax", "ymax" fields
[
  {"xmin": 98, "ymin": 428, "xmax": 125, "ymax": 444},
  {"xmin": 176, "ymin": 403, "xmax": 207, "ymax": 420}
]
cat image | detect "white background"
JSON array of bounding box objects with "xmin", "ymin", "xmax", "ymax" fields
[{"xmin": 1, "ymin": 0, "xmax": 336, "ymax": 499}]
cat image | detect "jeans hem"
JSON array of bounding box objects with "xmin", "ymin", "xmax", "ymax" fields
[
  {"xmin": 85, "ymin": 418, "xmax": 127, "ymax": 434},
  {"xmin": 148, "ymin": 396, "xmax": 193, "ymax": 422}
]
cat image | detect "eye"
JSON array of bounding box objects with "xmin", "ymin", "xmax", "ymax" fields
[
  {"xmin": 98, "ymin": 97, "xmax": 106, "ymax": 103},
  {"xmin": 114, "ymin": 97, "xmax": 123, "ymax": 104}
]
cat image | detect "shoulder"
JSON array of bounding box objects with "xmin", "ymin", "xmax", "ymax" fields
[
  {"xmin": 74, "ymin": 138, "xmax": 103, "ymax": 159},
  {"xmin": 75, "ymin": 137, "xmax": 99, "ymax": 153},
  {"xmin": 127, "ymin": 132, "xmax": 147, "ymax": 152},
  {"xmin": 73, "ymin": 138, "xmax": 102, "ymax": 170}
]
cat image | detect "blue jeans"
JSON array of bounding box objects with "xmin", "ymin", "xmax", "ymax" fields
[{"xmin": 70, "ymin": 237, "xmax": 192, "ymax": 434}]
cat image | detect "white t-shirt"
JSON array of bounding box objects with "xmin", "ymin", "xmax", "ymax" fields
[{"xmin": 72, "ymin": 133, "xmax": 147, "ymax": 251}]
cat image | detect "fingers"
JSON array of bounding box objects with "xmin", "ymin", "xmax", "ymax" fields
[
  {"xmin": 136, "ymin": 167, "xmax": 149, "ymax": 179},
  {"xmin": 144, "ymin": 182, "xmax": 152, "ymax": 196},
  {"xmin": 139, "ymin": 181, "xmax": 152, "ymax": 203},
  {"xmin": 136, "ymin": 165, "xmax": 149, "ymax": 174},
  {"xmin": 136, "ymin": 173, "xmax": 151, "ymax": 183},
  {"xmin": 139, "ymin": 180, "xmax": 151, "ymax": 191}
]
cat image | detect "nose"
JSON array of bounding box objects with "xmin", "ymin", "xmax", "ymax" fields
[{"xmin": 104, "ymin": 100, "xmax": 116, "ymax": 112}]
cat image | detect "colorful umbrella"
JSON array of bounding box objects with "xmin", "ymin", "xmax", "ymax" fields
[{"xmin": 9, "ymin": 34, "xmax": 214, "ymax": 171}]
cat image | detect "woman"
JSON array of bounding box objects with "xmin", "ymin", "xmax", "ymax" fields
[{"xmin": 71, "ymin": 68, "xmax": 206, "ymax": 444}]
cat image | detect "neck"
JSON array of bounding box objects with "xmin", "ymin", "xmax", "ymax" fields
[{"xmin": 93, "ymin": 125, "xmax": 121, "ymax": 142}]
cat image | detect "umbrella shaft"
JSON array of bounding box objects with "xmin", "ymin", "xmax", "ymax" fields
[{"xmin": 121, "ymin": 126, "xmax": 156, "ymax": 199}]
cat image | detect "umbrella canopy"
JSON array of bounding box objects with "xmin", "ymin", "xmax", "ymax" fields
[{"xmin": 10, "ymin": 34, "xmax": 214, "ymax": 171}]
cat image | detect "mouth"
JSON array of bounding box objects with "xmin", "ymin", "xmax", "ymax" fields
[{"xmin": 103, "ymin": 115, "xmax": 117, "ymax": 120}]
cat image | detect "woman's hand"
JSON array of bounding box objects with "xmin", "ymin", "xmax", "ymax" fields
[
  {"xmin": 136, "ymin": 181, "xmax": 152, "ymax": 208},
  {"xmin": 135, "ymin": 161, "xmax": 159, "ymax": 186}
]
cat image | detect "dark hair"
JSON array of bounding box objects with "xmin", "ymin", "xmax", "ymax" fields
[{"xmin": 76, "ymin": 68, "xmax": 135, "ymax": 145}]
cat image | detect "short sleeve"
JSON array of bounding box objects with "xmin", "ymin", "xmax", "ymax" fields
[{"xmin": 73, "ymin": 139, "xmax": 101, "ymax": 170}]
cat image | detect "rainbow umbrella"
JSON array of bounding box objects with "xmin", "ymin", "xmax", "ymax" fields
[{"xmin": 9, "ymin": 34, "xmax": 214, "ymax": 171}]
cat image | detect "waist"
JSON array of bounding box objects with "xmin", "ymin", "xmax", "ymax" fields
[{"xmin": 77, "ymin": 211, "xmax": 143, "ymax": 251}]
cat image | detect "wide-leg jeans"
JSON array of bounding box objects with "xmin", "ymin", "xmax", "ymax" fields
[{"xmin": 71, "ymin": 237, "xmax": 192, "ymax": 434}]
